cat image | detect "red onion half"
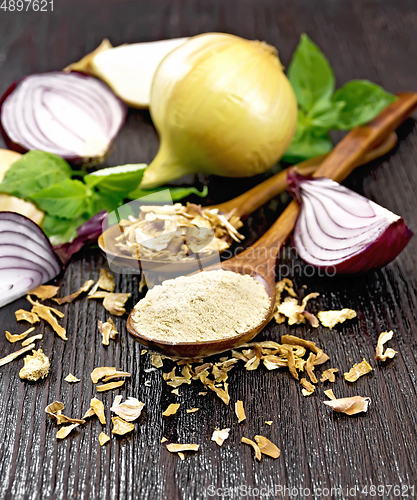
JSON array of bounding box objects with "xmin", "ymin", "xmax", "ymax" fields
[
  {"xmin": 288, "ymin": 170, "xmax": 413, "ymax": 274},
  {"xmin": 0, "ymin": 212, "xmax": 61, "ymax": 308},
  {"xmin": 0, "ymin": 72, "xmax": 126, "ymax": 164}
]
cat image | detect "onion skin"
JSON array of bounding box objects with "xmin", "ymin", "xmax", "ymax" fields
[
  {"xmin": 53, "ymin": 209, "xmax": 108, "ymax": 266},
  {"xmin": 331, "ymin": 218, "xmax": 413, "ymax": 274},
  {"xmin": 288, "ymin": 169, "xmax": 413, "ymax": 274},
  {"xmin": 141, "ymin": 33, "xmax": 298, "ymax": 188},
  {"xmin": 0, "ymin": 73, "xmax": 127, "ymax": 165}
]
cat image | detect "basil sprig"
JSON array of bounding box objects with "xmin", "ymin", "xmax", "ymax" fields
[
  {"xmin": 0, "ymin": 152, "xmax": 207, "ymax": 244},
  {"xmin": 284, "ymin": 34, "xmax": 397, "ymax": 162}
]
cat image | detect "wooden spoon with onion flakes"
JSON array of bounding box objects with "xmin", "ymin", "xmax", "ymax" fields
[
  {"xmin": 99, "ymin": 134, "xmax": 397, "ymax": 274},
  {"xmin": 127, "ymin": 92, "xmax": 417, "ymax": 358}
]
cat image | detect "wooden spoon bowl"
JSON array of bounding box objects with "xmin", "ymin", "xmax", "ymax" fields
[
  {"xmin": 126, "ymin": 268, "xmax": 275, "ymax": 358},
  {"xmin": 127, "ymin": 93, "xmax": 417, "ymax": 357}
]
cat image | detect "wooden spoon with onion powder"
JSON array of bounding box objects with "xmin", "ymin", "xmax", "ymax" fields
[{"xmin": 127, "ymin": 93, "xmax": 417, "ymax": 357}]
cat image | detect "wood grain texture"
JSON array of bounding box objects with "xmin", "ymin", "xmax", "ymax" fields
[{"xmin": 1, "ymin": 0, "xmax": 417, "ymax": 498}]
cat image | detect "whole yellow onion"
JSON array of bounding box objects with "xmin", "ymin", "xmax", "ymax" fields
[{"xmin": 140, "ymin": 33, "xmax": 298, "ymax": 189}]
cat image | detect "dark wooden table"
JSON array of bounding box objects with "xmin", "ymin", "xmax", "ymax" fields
[{"xmin": 1, "ymin": 1, "xmax": 417, "ymax": 499}]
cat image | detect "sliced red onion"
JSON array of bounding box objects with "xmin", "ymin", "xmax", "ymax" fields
[
  {"xmin": 288, "ymin": 170, "xmax": 413, "ymax": 274},
  {"xmin": 53, "ymin": 209, "xmax": 108, "ymax": 266},
  {"xmin": 0, "ymin": 212, "xmax": 61, "ymax": 308},
  {"xmin": 0, "ymin": 72, "xmax": 126, "ymax": 163}
]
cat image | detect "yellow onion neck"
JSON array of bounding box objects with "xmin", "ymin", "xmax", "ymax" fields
[{"xmin": 140, "ymin": 145, "xmax": 194, "ymax": 189}]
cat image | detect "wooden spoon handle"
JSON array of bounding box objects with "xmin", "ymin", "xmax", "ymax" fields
[
  {"xmin": 225, "ymin": 92, "xmax": 417, "ymax": 272},
  {"xmin": 214, "ymin": 132, "xmax": 397, "ymax": 218},
  {"xmin": 314, "ymin": 92, "xmax": 417, "ymax": 181}
]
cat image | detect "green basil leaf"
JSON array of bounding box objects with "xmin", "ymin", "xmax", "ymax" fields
[
  {"xmin": 84, "ymin": 163, "xmax": 147, "ymax": 193},
  {"xmin": 288, "ymin": 34, "xmax": 335, "ymax": 112},
  {"xmin": 0, "ymin": 151, "xmax": 72, "ymax": 199},
  {"xmin": 90, "ymin": 190, "xmax": 124, "ymax": 214},
  {"xmin": 127, "ymin": 185, "xmax": 208, "ymax": 202},
  {"xmin": 42, "ymin": 214, "xmax": 87, "ymax": 245},
  {"xmin": 332, "ymin": 80, "xmax": 397, "ymax": 130},
  {"xmin": 309, "ymin": 100, "xmax": 345, "ymax": 129},
  {"xmin": 31, "ymin": 179, "xmax": 91, "ymax": 219},
  {"xmin": 283, "ymin": 127, "xmax": 333, "ymax": 163}
]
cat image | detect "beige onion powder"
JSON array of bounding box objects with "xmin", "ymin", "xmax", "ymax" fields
[{"xmin": 131, "ymin": 270, "xmax": 270, "ymax": 343}]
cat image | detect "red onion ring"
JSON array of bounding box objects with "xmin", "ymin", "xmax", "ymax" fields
[
  {"xmin": 0, "ymin": 212, "xmax": 61, "ymax": 308},
  {"xmin": 288, "ymin": 170, "xmax": 413, "ymax": 274},
  {"xmin": 0, "ymin": 72, "xmax": 126, "ymax": 164}
]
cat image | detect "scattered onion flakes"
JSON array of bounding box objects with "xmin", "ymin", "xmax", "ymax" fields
[
  {"xmin": 241, "ymin": 437, "xmax": 262, "ymax": 461},
  {"xmin": 96, "ymin": 380, "xmax": 125, "ymax": 392},
  {"xmin": 235, "ymin": 400, "xmax": 246, "ymax": 423},
  {"xmin": 265, "ymin": 421, "xmax": 273, "ymax": 426},
  {"xmin": 91, "ymin": 366, "xmax": 116, "ymax": 383},
  {"xmin": 5, "ymin": 326, "xmax": 35, "ymax": 343},
  {"xmin": 53, "ymin": 279, "xmax": 94, "ymax": 305},
  {"xmin": 90, "ymin": 397, "xmax": 106, "ymax": 424},
  {"xmin": 103, "ymin": 293, "xmax": 131, "ymax": 316},
  {"xmin": 317, "ymin": 309, "xmax": 357, "ymax": 329},
  {"xmin": 15, "ymin": 309, "xmax": 40, "ymax": 324},
  {"xmin": 151, "ymin": 354, "xmax": 164, "ymax": 368},
  {"xmin": 0, "ymin": 343, "xmax": 35, "ymax": 367},
  {"xmin": 324, "ymin": 389, "xmax": 336, "ymax": 400},
  {"xmin": 161, "ymin": 437, "xmax": 168, "ymax": 443},
  {"xmin": 45, "ymin": 401, "xmax": 65, "ymax": 419},
  {"xmin": 254, "ymin": 435, "xmax": 280, "ymax": 459},
  {"xmin": 162, "ymin": 403, "xmax": 180, "ymax": 417},
  {"xmin": 45, "ymin": 401, "xmax": 85, "ymax": 425},
  {"xmin": 211, "ymin": 428, "xmax": 230, "ymax": 446},
  {"xmin": 110, "ymin": 396, "xmax": 144, "ymax": 421},
  {"xmin": 323, "ymin": 396, "xmax": 371, "ymax": 415},
  {"xmin": 57, "ymin": 424, "xmax": 80, "ymax": 440},
  {"xmin": 55, "ymin": 414, "xmax": 85, "ymax": 425},
  {"xmin": 88, "ymin": 291, "xmax": 109, "ymax": 299},
  {"xmin": 19, "ymin": 348, "xmax": 50, "ymax": 381},
  {"xmin": 300, "ymin": 378, "xmax": 315, "ymax": 396},
  {"xmin": 320, "ymin": 368, "xmax": 339, "ymax": 383},
  {"xmin": 29, "ymin": 285, "xmax": 59, "ymax": 300},
  {"xmin": 305, "ymin": 352, "xmax": 318, "ymax": 384},
  {"xmin": 111, "ymin": 416, "xmax": 135, "ymax": 435},
  {"xmin": 186, "ymin": 408, "xmax": 199, "ymax": 413},
  {"xmin": 89, "ymin": 269, "xmax": 116, "ymax": 294},
  {"xmin": 102, "ymin": 371, "xmax": 131, "ymax": 382},
  {"xmin": 98, "ymin": 318, "xmax": 119, "ymax": 345},
  {"xmin": 27, "ymin": 296, "xmax": 66, "ymax": 340},
  {"xmin": 99, "ymin": 432, "xmax": 110, "ymax": 446},
  {"xmin": 166, "ymin": 443, "xmax": 199, "ymax": 455},
  {"xmin": 90, "ymin": 292, "xmax": 131, "ymax": 316},
  {"xmin": 82, "ymin": 408, "xmax": 95, "ymax": 419},
  {"xmin": 344, "ymin": 359, "xmax": 372, "ymax": 382},
  {"xmin": 375, "ymin": 330, "xmax": 397, "ymax": 361},
  {"xmin": 273, "ymin": 279, "xmax": 319, "ymax": 326},
  {"xmin": 64, "ymin": 373, "xmax": 80, "ymax": 383},
  {"xmin": 22, "ymin": 334, "xmax": 43, "ymax": 346},
  {"xmin": 158, "ymin": 335, "xmax": 328, "ymax": 406}
]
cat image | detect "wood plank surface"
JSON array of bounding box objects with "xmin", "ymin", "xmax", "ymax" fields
[{"xmin": 1, "ymin": 1, "xmax": 417, "ymax": 498}]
